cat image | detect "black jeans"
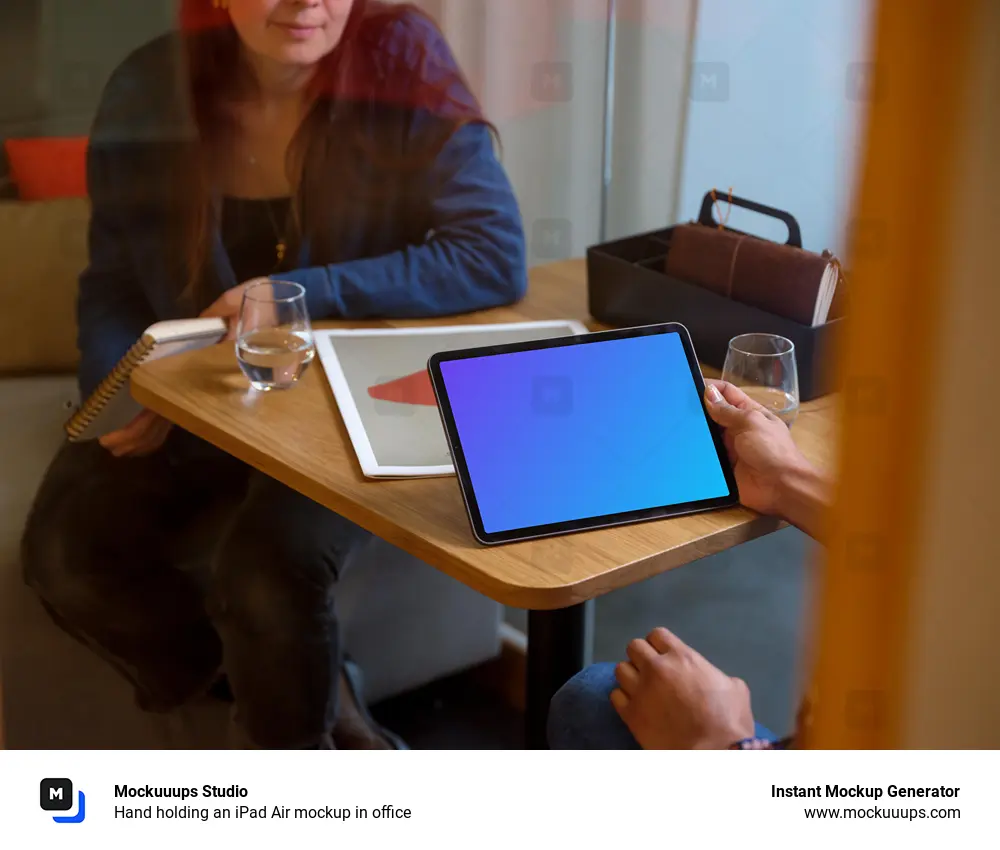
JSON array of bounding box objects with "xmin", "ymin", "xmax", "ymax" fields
[{"xmin": 20, "ymin": 432, "xmax": 370, "ymax": 748}]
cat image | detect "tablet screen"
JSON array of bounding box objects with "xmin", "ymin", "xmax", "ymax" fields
[{"xmin": 437, "ymin": 330, "xmax": 732, "ymax": 535}]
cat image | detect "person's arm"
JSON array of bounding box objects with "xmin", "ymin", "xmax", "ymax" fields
[
  {"xmin": 281, "ymin": 120, "xmax": 527, "ymax": 320},
  {"xmin": 77, "ymin": 153, "xmax": 157, "ymax": 400},
  {"xmin": 704, "ymin": 381, "xmax": 833, "ymax": 543},
  {"xmin": 77, "ymin": 64, "xmax": 158, "ymax": 400},
  {"xmin": 774, "ymin": 461, "xmax": 834, "ymax": 544},
  {"xmin": 277, "ymin": 15, "xmax": 527, "ymax": 320},
  {"xmin": 76, "ymin": 47, "xmax": 177, "ymax": 458}
]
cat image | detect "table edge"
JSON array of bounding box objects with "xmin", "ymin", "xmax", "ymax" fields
[{"xmin": 131, "ymin": 375, "xmax": 787, "ymax": 608}]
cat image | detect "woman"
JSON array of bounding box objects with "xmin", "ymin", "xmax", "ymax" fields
[{"xmin": 21, "ymin": 0, "xmax": 527, "ymax": 749}]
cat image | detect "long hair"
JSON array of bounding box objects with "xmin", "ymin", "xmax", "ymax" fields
[{"xmin": 175, "ymin": 0, "xmax": 493, "ymax": 310}]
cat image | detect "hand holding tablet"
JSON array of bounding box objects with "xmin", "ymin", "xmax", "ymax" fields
[{"xmin": 428, "ymin": 323, "xmax": 739, "ymax": 545}]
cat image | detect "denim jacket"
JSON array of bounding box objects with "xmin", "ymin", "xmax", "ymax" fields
[{"xmin": 76, "ymin": 13, "xmax": 527, "ymax": 398}]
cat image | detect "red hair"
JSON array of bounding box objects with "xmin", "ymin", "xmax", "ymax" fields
[{"xmin": 174, "ymin": 0, "xmax": 492, "ymax": 308}]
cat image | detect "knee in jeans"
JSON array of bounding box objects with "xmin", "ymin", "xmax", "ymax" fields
[
  {"xmin": 549, "ymin": 674, "xmax": 592, "ymax": 726},
  {"xmin": 547, "ymin": 663, "xmax": 620, "ymax": 749},
  {"xmin": 211, "ymin": 536, "xmax": 331, "ymax": 635},
  {"xmin": 21, "ymin": 519, "xmax": 101, "ymax": 615}
]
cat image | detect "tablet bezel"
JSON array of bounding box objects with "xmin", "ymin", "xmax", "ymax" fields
[{"xmin": 427, "ymin": 322, "xmax": 740, "ymax": 546}]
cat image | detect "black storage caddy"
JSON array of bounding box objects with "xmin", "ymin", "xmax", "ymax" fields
[{"xmin": 586, "ymin": 192, "xmax": 843, "ymax": 401}]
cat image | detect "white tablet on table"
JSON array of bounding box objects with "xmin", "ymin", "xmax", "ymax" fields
[{"xmin": 315, "ymin": 320, "xmax": 588, "ymax": 478}]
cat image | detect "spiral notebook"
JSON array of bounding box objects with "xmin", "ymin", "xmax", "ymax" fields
[{"xmin": 65, "ymin": 317, "xmax": 228, "ymax": 442}]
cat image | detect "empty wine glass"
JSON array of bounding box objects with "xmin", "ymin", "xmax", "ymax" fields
[
  {"xmin": 236, "ymin": 280, "xmax": 315, "ymax": 391},
  {"xmin": 721, "ymin": 333, "xmax": 800, "ymax": 427}
]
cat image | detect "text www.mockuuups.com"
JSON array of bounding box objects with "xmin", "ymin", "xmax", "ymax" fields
[{"xmin": 803, "ymin": 806, "xmax": 960, "ymax": 820}]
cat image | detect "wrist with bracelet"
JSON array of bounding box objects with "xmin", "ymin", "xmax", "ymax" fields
[{"xmin": 728, "ymin": 735, "xmax": 794, "ymax": 750}]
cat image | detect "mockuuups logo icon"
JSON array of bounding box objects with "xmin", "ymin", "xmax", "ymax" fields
[{"xmin": 40, "ymin": 778, "xmax": 86, "ymax": 823}]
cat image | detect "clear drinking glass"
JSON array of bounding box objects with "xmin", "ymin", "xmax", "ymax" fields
[
  {"xmin": 236, "ymin": 280, "xmax": 315, "ymax": 391},
  {"xmin": 721, "ymin": 333, "xmax": 800, "ymax": 427}
]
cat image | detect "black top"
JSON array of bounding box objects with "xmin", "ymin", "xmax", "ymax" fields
[{"xmin": 220, "ymin": 196, "xmax": 296, "ymax": 283}]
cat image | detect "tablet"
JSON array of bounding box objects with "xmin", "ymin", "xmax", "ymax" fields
[{"xmin": 428, "ymin": 323, "xmax": 739, "ymax": 545}]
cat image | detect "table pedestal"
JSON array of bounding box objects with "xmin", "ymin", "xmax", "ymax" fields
[{"xmin": 525, "ymin": 604, "xmax": 588, "ymax": 749}]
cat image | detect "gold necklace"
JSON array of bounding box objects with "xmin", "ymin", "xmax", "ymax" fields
[
  {"xmin": 263, "ymin": 197, "xmax": 288, "ymax": 267},
  {"xmin": 247, "ymin": 154, "xmax": 289, "ymax": 267}
]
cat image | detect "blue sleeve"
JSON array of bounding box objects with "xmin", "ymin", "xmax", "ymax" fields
[
  {"xmin": 280, "ymin": 120, "xmax": 528, "ymax": 320},
  {"xmin": 76, "ymin": 76, "xmax": 157, "ymax": 399}
]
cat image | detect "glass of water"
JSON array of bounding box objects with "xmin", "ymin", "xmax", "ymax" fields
[
  {"xmin": 236, "ymin": 280, "xmax": 315, "ymax": 392},
  {"xmin": 721, "ymin": 333, "xmax": 800, "ymax": 427}
]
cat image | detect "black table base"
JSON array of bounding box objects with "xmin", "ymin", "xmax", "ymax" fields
[{"xmin": 525, "ymin": 603, "xmax": 588, "ymax": 749}]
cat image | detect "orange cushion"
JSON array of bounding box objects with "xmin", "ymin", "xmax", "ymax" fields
[{"xmin": 4, "ymin": 137, "xmax": 88, "ymax": 201}]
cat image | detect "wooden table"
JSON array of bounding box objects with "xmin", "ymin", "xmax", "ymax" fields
[{"xmin": 132, "ymin": 258, "xmax": 837, "ymax": 747}]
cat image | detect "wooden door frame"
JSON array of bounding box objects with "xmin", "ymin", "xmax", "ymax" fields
[{"xmin": 803, "ymin": 0, "xmax": 982, "ymax": 748}]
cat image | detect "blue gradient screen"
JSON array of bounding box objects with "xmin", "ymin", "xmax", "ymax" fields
[{"xmin": 438, "ymin": 332, "xmax": 731, "ymax": 534}]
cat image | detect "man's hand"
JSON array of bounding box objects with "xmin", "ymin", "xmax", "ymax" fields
[
  {"xmin": 611, "ymin": 627, "xmax": 755, "ymax": 749},
  {"xmin": 704, "ymin": 379, "xmax": 813, "ymax": 516},
  {"xmin": 704, "ymin": 379, "xmax": 832, "ymax": 540},
  {"xmin": 99, "ymin": 409, "xmax": 172, "ymax": 458},
  {"xmin": 200, "ymin": 278, "xmax": 271, "ymax": 341}
]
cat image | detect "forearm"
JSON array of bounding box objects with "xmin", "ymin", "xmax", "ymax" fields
[
  {"xmin": 282, "ymin": 236, "xmax": 527, "ymax": 321},
  {"xmin": 283, "ymin": 121, "xmax": 528, "ymax": 320},
  {"xmin": 77, "ymin": 265, "xmax": 157, "ymax": 399},
  {"xmin": 775, "ymin": 462, "xmax": 833, "ymax": 543}
]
